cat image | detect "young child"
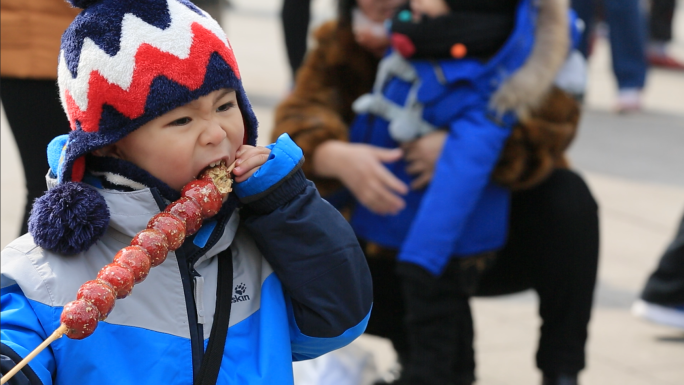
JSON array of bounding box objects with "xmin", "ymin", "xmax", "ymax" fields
[
  {"xmin": 351, "ymin": 0, "xmax": 579, "ymax": 275},
  {"xmin": 0, "ymin": 1, "xmax": 372, "ymax": 384},
  {"xmin": 348, "ymin": 0, "xmax": 590, "ymax": 384}
]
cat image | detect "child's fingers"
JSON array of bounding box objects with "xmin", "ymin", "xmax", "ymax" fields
[
  {"xmin": 234, "ymin": 168, "xmax": 259, "ymax": 183},
  {"xmin": 235, "ymin": 144, "xmax": 254, "ymax": 158},
  {"xmin": 236, "ymin": 145, "xmax": 269, "ymax": 163},
  {"xmin": 233, "ymin": 150, "xmax": 270, "ymax": 176}
]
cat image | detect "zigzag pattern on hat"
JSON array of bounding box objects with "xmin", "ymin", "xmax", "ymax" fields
[{"xmin": 58, "ymin": 0, "xmax": 238, "ymax": 133}]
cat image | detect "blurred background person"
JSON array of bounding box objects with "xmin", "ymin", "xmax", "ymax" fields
[
  {"xmin": 571, "ymin": 0, "xmax": 648, "ymax": 112},
  {"xmin": 0, "ymin": 0, "xmax": 79, "ymax": 236},
  {"xmin": 632, "ymin": 212, "xmax": 684, "ymax": 330},
  {"xmin": 648, "ymin": 0, "xmax": 684, "ymax": 70},
  {"xmin": 282, "ymin": 0, "xmax": 313, "ymax": 80}
]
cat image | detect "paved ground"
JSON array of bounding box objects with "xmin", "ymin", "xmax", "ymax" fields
[{"xmin": 2, "ymin": 1, "xmax": 683, "ymax": 384}]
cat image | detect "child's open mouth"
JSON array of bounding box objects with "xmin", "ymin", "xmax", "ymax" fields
[{"xmin": 198, "ymin": 159, "xmax": 236, "ymax": 198}]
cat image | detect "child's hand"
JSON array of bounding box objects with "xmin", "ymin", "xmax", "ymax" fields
[{"xmin": 232, "ymin": 145, "xmax": 271, "ymax": 183}]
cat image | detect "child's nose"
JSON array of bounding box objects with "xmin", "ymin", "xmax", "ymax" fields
[{"xmin": 200, "ymin": 119, "xmax": 227, "ymax": 146}]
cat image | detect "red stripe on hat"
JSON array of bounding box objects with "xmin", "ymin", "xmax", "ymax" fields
[{"xmin": 66, "ymin": 23, "xmax": 240, "ymax": 133}]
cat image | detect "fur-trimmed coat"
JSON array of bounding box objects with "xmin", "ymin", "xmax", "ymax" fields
[{"xmin": 273, "ymin": 19, "xmax": 580, "ymax": 197}]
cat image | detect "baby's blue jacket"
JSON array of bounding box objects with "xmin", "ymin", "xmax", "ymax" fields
[{"xmin": 349, "ymin": 0, "xmax": 539, "ymax": 275}]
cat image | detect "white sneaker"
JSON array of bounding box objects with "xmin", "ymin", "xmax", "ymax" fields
[
  {"xmin": 615, "ymin": 88, "xmax": 642, "ymax": 113},
  {"xmin": 632, "ymin": 299, "xmax": 684, "ymax": 330}
]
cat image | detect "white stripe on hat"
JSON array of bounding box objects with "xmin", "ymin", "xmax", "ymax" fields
[{"xmin": 58, "ymin": 0, "xmax": 231, "ymax": 113}]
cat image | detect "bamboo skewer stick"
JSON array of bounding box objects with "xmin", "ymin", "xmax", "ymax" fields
[{"xmin": 1, "ymin": 324, "xmax": 68, "ymax": 384}]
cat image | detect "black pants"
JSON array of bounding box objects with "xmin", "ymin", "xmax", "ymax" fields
[
  {"xmin": 641, "ymin": 212, "xmax": 684, "ymax": 305},
  {"xmin": 281, "ymin": 0, "xmax": 311, "ymax": 79},
  {"xmin": 368, "ymin": 169, "xmax": 599, "ymax": 384},
  {"xmin": 650, "ymin": 0, "xmax": 675, "ymax": 42},
  {"xmin": 1, "ymin": 78, "xmax": 72, "ymax": 236}
]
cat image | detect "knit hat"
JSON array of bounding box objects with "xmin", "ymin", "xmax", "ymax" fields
[{"xmin": 29, "ymin": 0, "xmax": 258, "ymax": 254}]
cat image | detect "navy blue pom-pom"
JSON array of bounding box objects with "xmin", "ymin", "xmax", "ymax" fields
[
  {"xmin": 29, "ymin": 182, "xmax": 110, "ymax": 255},
  {"xmin": 66, "ymin": 0, "xmax": 101, "ymax": 9}
]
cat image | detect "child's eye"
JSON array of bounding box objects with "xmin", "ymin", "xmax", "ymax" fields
[
  {"xmin": 216, "ymin": 102, "xmax": 234, "ymax": 112},
  {"xmin": 170, "ymin": 117, "xmax": 191, "ymax": 126}
]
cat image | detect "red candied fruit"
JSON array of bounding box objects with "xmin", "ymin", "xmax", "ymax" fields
[
  {"xmin": 113, "ymin": 246, "xmax": 152, "ymax": 284},
  {"xmin": 147, "ymin": 213, "xmax": 185, "ymax": 251},
  {"xmin": 97, "ymin": 264, "xmax": 135, "ymax": 299},
  {"xmin": 165, "ymin": 197, "xmax": 203, "ymax": 236},
  {"xmin": 77, "ymin": 279, "xmax": 116, "ymax": 320},
  {"xmin": 181, "ymin": 179, "xmax": 222, "ymax": 219},
  {"xmin": 61, "ymin": 299, "xmax": 100, "ymax": 340},
  {"xmin": 131, "ymin": 229, "xmax": 169, "ymax": 267}
]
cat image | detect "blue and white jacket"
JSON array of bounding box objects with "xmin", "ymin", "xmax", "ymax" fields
[
  {"xmin": 1, "ymin": 135, "xmax": 372, "ymax": 385},
  {"xmin": 348, "ymin": 0, "xmax": 579, "ymax": 275}
]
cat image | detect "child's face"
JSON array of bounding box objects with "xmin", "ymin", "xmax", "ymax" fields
[
  {"xmin": 410, "ymin": 0, "xmax": 449, "ymax": 20},
  {"xmin": 97, "ymin": 88, "xmax": 245, "ymax": 191}
]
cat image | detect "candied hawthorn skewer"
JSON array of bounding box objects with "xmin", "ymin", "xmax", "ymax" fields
[{"xmin": 0, "ymin": 161, "xmax": 235, "ymax": 385}]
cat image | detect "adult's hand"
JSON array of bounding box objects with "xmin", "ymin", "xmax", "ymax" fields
[
  {"xmin": 313, "ymin": 141, "xmax": 409, "ymax": 215},
  {"xmin": 401, "ymin": 130, "xmax": 448, "ymax": 190}
]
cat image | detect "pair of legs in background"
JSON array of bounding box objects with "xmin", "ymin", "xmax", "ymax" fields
[
  {"xmin": 365, "ymin": 169, "xmax": 600, "ymax": 385},
  {"xmin": 633, "ymin": 212, "xmax": 684, "ymax": 329},
  {"xmin": 647, "ymin": 0, "xmax": 684, "ymax": 70},
  {"xmin": 570, "ymin": 0, "xmax": 647, "ymax": 111}
]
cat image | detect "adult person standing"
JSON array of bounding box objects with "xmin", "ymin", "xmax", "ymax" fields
[
  {"xmin": 570, "ymin": 0, "xmax": 648, "ymax": 112},
  {"xmin": 273, "ymin": 0, "xmax": 600, "ymax": 384},
  {"xmin": 0, "ymin": 0, "xmax": 79, "ymax": 236}
]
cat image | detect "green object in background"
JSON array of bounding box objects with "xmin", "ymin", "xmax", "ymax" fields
[{"xmin": 398, "ymin": 10, "xmax": 412, "ymax": 22}]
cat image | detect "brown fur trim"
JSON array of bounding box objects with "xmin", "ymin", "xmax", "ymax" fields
[
  {"xmin": 490, "ymin": 0, "xmax": 570, "ymax": 119},
  {"xmin": 492, "ymin": 87, "xmax": 580, "ymax": 190}
]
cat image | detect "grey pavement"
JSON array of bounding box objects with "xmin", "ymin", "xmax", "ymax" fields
[{"xmin": 2, "ymin": 0, "xmax": 684, "ymax": 384}]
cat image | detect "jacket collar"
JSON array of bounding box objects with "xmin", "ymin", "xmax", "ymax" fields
[{"xmin": 45, "ymin": 171, "xmax": 240, "ymax": 261}]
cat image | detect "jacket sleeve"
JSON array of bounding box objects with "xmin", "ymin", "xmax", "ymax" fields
[
  {"xmin": 1, "ymin": 284, "xmax": 53, "ymax": 385},
  {"xmin": 397, "ymin": 109, "xmax": 513, "ymax": 275},
  {"xmin": 236, "ymin": 134, "xmax": 373, "ymax": 360}
]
